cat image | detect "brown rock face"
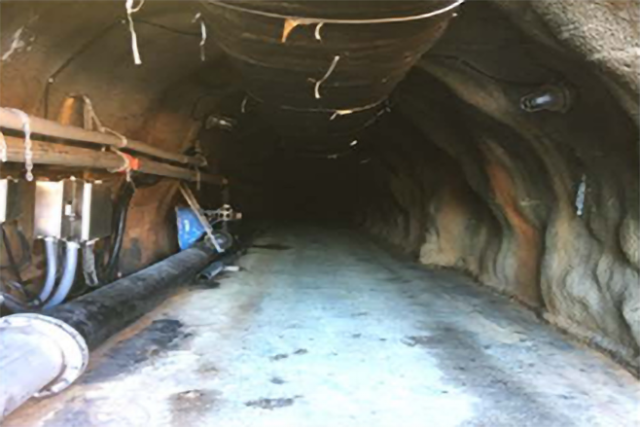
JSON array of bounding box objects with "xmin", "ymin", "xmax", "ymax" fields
[{"xmin": 358, "ymin": 1, "xmax": 639, "ymax": 370}]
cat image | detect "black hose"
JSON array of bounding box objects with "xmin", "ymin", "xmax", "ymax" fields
[
  {"xmin": 94, "ymin": 174, "xmax": 158, "ymax": 286},
  {"xmin": 1, "ymin": 225, "xmax": 24, "ymax": 285},
  {"xmin": 101, "ymin": 182, "xmax": 135, "ymax": 282},
  {"xmin": 47, "ymin": 244, "xmax": 217, "ymax": 350},
  {"xmin": 0, "ymin": 225, "xmax": 31, "ymax": 271},
  {"xmin": 0, "ymin": 291, "xmax": 34, "ymax": 313}
]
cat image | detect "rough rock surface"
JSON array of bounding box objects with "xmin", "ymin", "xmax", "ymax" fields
[{"xmin": 358, "ymin": 1, "xmax": 639, "ymax": 370}]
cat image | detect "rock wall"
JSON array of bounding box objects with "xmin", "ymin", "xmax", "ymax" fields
[{"xmin": 358, "ymin": 1, "xmax": 639, "ymax": 371}]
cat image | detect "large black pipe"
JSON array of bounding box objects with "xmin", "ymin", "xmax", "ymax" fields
[{"xmin": 45, "ymin": 245, "xmax": 216, "ymax": 350}]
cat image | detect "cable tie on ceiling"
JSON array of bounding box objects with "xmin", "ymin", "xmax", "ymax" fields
[
  {"xmin": 241, "ymin": 96, "xmax": 248, "ymax": 114},
  {"xmin": 282, "ymin": 19, "xmax": 300, "ymax": 42},
  {"xmin": 282, "ymin": 18, "xmax": 317, "ymax": 42},
  {"xmin": 314, "ymin": 55, "xmax": 340, "ymax": 99},
  {"xmin": 314, "ymin": 23, "xmax": 324, "ymax": 41},
  {"xmin": 125, "ymin": 0, "xmax": 145, "ymax": 65},
  {"xmin": 193, "ymin": 13, "xmax": 207, "ymax": 62},
  {"xmin": 0, "ymin": 130, "xmax": 7, "ymax": 163},
  {"xmin": 6, "ymin": 108, "xmax": 33, "ymax": 181},
  {"xmin": 330, "ymin": 109, "xmax": 354, "ymax": 120}
]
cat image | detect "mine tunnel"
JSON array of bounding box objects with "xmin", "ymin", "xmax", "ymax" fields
[{"xmin": 0, "ymin": 1, "xmax": 639, "ymax": 426}]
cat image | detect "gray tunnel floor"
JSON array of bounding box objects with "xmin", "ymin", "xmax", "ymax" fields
[{"xmin": 7, "ymin": 225, "xmax": 639, "ymax": 427}]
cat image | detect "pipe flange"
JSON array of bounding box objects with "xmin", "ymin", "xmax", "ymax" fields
[{"xmin": 0, "ymin": 313, "xmax": 89, "ymax": 396}]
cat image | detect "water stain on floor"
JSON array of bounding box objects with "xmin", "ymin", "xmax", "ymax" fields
[
  {"xmin": 244, "ymin": 396, "xmax": 302, "ymax": 410},
  {"xmin": 82, "ymin": 319, "xmax": 190, "ymax": 384},
  {"xmin": 170, "ymin": 389, "xmax": 222, "ymax": 426}
]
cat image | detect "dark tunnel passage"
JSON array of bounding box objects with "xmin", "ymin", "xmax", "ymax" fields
[{"xmin": 0, "ymin": 1, "xmax": 639, "ymax": 425}]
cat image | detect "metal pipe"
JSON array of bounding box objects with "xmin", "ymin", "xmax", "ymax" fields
[
  {"xmin": 197, "ymin": 250, "xmax": 242, "ymax": 280},
  {"xmin": 0, "ymin": 313, "xmax": 89, "ymax": 421},
  {"xmin": 3, "ymin": 135, "xmax": 226, "ymax": 185},
  {"xmin": 198, "ymin": 260, "xmax": 225, "ymax": 280},
  {"xmin": 38, "ymin": 237, "xmax": 59, "ymax": 303},
  {"xmin": 43, "ymin": 241, "xmax": 80, "ymax": 309},
  {"xmin": 101, "ymin": 182, "xmax": 135, "ymax": 282},
  {"xmin": 0, "ymin": 246, "xmax": 217, "ymax": 419},
  {"xmin": 0, "ymin": 107, "xmax": 204, "ymax": 167},
  {"xmin": 46, "ymin": 245, "xmax": 216, "ymax": 350}
]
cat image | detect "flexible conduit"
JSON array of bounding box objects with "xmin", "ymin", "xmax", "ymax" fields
[
  {"xmin": 43, "ymin": 241, "xmax": 80, "ymax": 309},
  {"xmin": 37, "ymin": 238, "xmax": 59, "ymax": 303}
]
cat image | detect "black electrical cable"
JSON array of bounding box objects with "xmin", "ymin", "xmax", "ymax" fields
[
  {"xmin": 96, "ymin": 173, "xmax": 160, "ymax": 286},
  {"xmin": 101, "ymin": 181, "xmax": 136, "ymax": 282},
  {"xmin": 43, "ymin": 16, "xmax": 205, "ymax": 118},
  {"xmin": 136, "ymin": 19, "xmax": 201, "ymax": 37},
  {"xmin": 43, "ymin": 21, "xmax": 121, "ymax": 118},
  {"xmin": 428, "ymin": 54, "xmax": 557, "ymax": 88},
  {"xmin": 0, "ymin": 224, "xmax": 31, "ymax": 271},
  {"xmin": 1, "ymin": 225, "xmax": 25, "ymax": 285},
  {"xmin": 71, "ymin": 180, "xmax": 136, "ymax": 297}
]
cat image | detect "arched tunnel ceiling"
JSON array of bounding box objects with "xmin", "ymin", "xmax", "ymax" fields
[
  {"xmin": 2, "ymin": 1, "xmax": 637, "ymax": 145},
  {"xmin": 1, "ymin": 1, "xmax": 225, "ymax": 137}
]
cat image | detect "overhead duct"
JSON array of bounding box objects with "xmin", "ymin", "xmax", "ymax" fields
[{"xmin": 203, "ymin": 0, "xmax": 463, "ymax": 144}]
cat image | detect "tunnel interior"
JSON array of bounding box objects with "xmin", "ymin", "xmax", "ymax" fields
[{"xmin": 0, "ymin": 1, "xmax": 639, "ymax": 424}]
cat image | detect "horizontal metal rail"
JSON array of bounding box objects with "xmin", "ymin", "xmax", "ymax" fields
[
  {"xmin": 3, "ymin": 135, "xmax": 226, "ymax": 185},
  {"xmin": 0, "ymin": 107, "xmax": 205, "ymax": 167}
]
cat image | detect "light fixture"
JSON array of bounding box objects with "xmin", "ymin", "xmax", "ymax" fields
[{"xmin": 520, "ymin": 83, "xmax": 573, "ymax": 113}]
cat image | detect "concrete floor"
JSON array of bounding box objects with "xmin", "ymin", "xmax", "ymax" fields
[{"xmin": 7, "ymin": 225, "xmax": 639, "ymax": 427}]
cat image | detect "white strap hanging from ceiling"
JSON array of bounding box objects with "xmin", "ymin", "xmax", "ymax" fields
[
  {"xmin": 125, "ymin": 0, "xmax": 145, "ymax": 65},
  {"xmin": 6, "ymin": 108, "xmax": 33, "ymax": 181},
  {"xmin": 314, "ymin": 55, "xmax": 340, "ymax": 99},
  {"xmin": 193, "ymin": 13, "xmax": 207, "ymax": 62},
  {"xmin": 0, "ymin": 131, "xmax": 7, "ymax": 163}
]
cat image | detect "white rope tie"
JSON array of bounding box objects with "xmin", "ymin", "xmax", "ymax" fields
[
  {"xmin": 330, "ymin": 109, "xmax": 355, "ymax": 120},
  {"xmin": 125, "ymin": 0, "xmax": 145, "ymax": 65},
  {"xmin": 75, "ymin": 94, "xmax": 129, "ymax": 147},
  {"xmin": 193, "ymin": 13, "xmax": 207, "ymax": 62},
  {"xmin": 241, "ymin": 96, "xmax": 248, "ymax": 114},
  {"xmin": 314, "ymin": 22, "xmax": 324, "ymax": 41},
  {"xmin": 108, "ymin": 147, "xmax": 133, "ymax": 182},
  {"xmin": 76, "ymin": 94, "xmax": 104, "ymax": 130},
  {"xmin": 6, "ymin": 108, "xmax": 33, "ymax": 181},
  {"xmin": 0, "ymin": 130, "xmax": 7, "ymax": 163},
  {"xmin": 75, "ymin": 94, "xmax": 134, "ymax": 181},
  {"xmin": 103, "ymin": 127, "xmax": 129, "ymax": 148},
  {"xmin": 314, "ymin": 55, "xmax": 340, "ymax": 99}
]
